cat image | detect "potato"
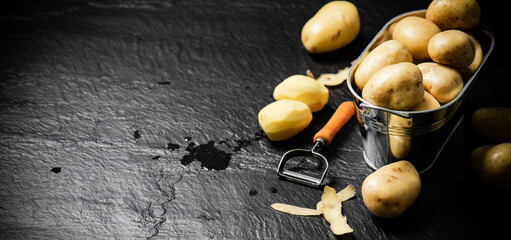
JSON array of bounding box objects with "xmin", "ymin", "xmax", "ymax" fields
[
  {"xmin": 362, "ymin": 160, "xmax": 421, "ymax": 218},
  {"xmin": 354, "ymin": 40, "xmax": 413, "ymax": 90},
  {"xmin": 458, "ymin": 33, "xmax": 483, "ymax": 81},
  {"xmin": 417, "ymin": 62, "xmax": 464, "ymax": 104},
  {"xmin": 426, "ymin": 0, "xmax": 480, "ymax": 30},
  {"xmin": 258, "ymin": 100, "xmax": 312, "ymax": 141},
  {"xmin": 428, "ymin": 30, "xmax": 475, "ymax": 68},
  {"xmin": 470, "ymin": 143, "xmax": 511, "ymax": 190},
  {"xmin": 362, "ymin": 62, "xmax": 424, "ymax": 110},
  {"xmin": 273, "ymin": 75, "xmax": 329, "ymax": 112},
  {"xmin": 409, "ymin": 91, "xmax": 441, "ymax": 111},
  {"xmin": 392, "ymin": 16, "xmax": 441, "ymax": 60},
  {"xmin": 301, "ymin": 1, "xmax": 360, "ymax": 53},
  {"xmin": 470, "ymin": 107, "xmax": 511, "ymax": 143}
]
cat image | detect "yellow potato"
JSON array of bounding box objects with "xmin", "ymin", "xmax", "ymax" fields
[
  {"xmin": 362, "ymin": 160, "xmax": 421, "ymax": 218},
  {"xmin": 418, "ymin": 62, "xmax": 464, "ymax": 104},
  {"xmin": 258, "ymin": 100, "xmax": 312, "ymax": 141},
  {"xmin": 301, "ymin": 1, "xmax": 360, "ymax": 53},
  {"xmin": 470, "ymin": 107, "xmax": 511, "ymax": 143},
  {"xmin": 409, "ymin": 91, "xmax": 441, "ymax": 111},
  {"xmin": 362, "ymin": 62, "xmax": 424, "ymax": 110},
  {"xmin": 428, "ymin": 30, "xmax": 475, "ymax": 68},
  {"xmin": 458, "ymin": 33, "xmax": 483, "ymax": 81},
  {"xmin": 426, "ymin": 0, "xmax": 480, "ymax": 30},
  {"xmin": 470, "ymin": 143, "xmax": 511, "ymax": 190},
  {"xmin": 354, "ymin": 40, "xmax": 412, "ymax": 90},
  {"xmin": 392, "ymin": 16, "xmax": 441, "ymax": 60},
  {"xmin": 273, "ymin": 75, "xmax": 329, "ymax": 112}
]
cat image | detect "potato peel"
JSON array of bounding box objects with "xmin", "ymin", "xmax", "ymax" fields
[
  {"xmin": 321, "ymin": 186, "xmax": 353, "ymax": 235},
  {"xmin": 271, "ymin": 203, "xmax": 321, "ymax": 216},
  {"xmin": 316, "ymin": 184, "xmax": 356, "ymax": 211},
  {"xmin": 317, "ymin": 67, "xmax": 350, "ymax": 86},
  {"xmin": 270, "ymin": 185, "xmax": 355, "ymax": 236}
]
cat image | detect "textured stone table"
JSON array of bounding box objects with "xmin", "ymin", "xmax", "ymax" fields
[{"xmin": 0, "ymin": 0, "xmax": 508, "ymax": 239}]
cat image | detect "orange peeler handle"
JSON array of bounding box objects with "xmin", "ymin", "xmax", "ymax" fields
[{"xmin": 313, "ymin": 101, "xmax": 356, "ymax": 147}]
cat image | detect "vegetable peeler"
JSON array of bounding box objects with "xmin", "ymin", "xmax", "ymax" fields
[{"xmin": 277, "ymin": 101, "xmax": 356, "ymax": 187}]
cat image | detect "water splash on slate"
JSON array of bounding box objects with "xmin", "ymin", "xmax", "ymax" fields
[
  {"xmin": 167, "ymin": 143, "xmax": 180, "ymax": 150},
  {"xmin": 133, "ymin": 130, "xmax": 141, "ymax": 140},
  {"xmin": 218, "ymin": 130, "xmax": 265, "ymax": 152},
  {"xmin": 181, "ymin": 140, "xmax": 232, "ymax": 170}
]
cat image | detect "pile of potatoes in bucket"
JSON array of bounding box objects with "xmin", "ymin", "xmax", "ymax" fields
[{"xmin": 355, "ymin": 0, "xmax": 483, "ymax": 112}]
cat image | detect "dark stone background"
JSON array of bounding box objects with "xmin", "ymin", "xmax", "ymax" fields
[{"xmin": 0, "ymin": 0, "xmax": 508, "ymax": 239}]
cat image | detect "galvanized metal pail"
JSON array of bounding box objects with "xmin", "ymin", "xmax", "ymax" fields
[{"xmin": 347, "ymin": 10, "xmax": 495, "ymax": 173}]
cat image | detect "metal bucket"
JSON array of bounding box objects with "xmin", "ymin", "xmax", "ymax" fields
[{"xmin": 347, "ymin": 10, "xmax": 495, "ymax": 173}]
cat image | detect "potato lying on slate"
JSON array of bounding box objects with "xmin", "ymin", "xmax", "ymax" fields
[
  {"xmin": 470, "ymin": 143, "xmax": 511, "ymax": 190},
  {"xmin": 470, "ymin": 107, "xmax": 511, "ymax": 143},
  {"xmin": 301, "ymin": 1, "xmax": 360, "ymax": 53},
  {"xmin": 273, "ymin": 75, "xmax": 329, "ymax": 112},
  {"xmin": 362, "ymin": 160, "xmax": 421, "ymax": 218},
  {"xmin": 258, "ymin": 100, "xmax": 312, "ymax": 141},
  {"xmin": 362, "ymin": 62, "xmax": 424, "ymax": 111}
]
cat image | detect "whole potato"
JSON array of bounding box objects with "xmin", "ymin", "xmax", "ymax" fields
[
  {"xmin": 273, "ymin": 75, "xmax": 329, "ymax": 112},
  {"xmin": 426, "ymin": 0, "xmax": 480, "ymax": 30},
  {"xmin": 418, "ymin": 62, "xmax": 464, "ymax": 104},
  {"xmin": 428, "ymin": 30, "xmax": 475, "ymax": 68},
  {"xmin": 258, "ymin": 100, "xmax": 312, "ymax": 141},
  {"xmin": 362, "ymin": 160, "xmax": 421, "ymax": 218},
  {"xmin": 470, "ymin": 107, "xmax": 511, "ymax": 143},
  {"xmin": 354, "ymin": 40, "xmax": 413, "ymax": 90},
  {"xmin": 458, "ymin": 33, "xmax": 483, "ymax": 81},
  {"xmin": 392, "ymin": 16, "xmax": 441, "ymax": 60},
  {"xmin": 409, "ymin": 91, "xmax": 441, "ymax": 111},
  {"xmin": 362, "ymin": 62, "xmax": 424, "ymax": 110},
  {"xmin": 470, "ymin": 143, "xmax": 511, "ymax": 190},
  {"xmin": 301, "ymin": 1, "xmax": 360, "ymax": 53}
]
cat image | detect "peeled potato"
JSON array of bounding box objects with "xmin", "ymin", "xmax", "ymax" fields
[
  {"xmin": 258, "ymin": 100, "xmax": 312, "ymax": 141},
  {"xmin": 273, "ymin": 75, "xmax": 329, "ymax": 112}
]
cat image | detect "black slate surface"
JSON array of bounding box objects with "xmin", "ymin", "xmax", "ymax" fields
[{"xmin": 0, "ymin": 0, "xmax": 509, "ymax": 239}]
